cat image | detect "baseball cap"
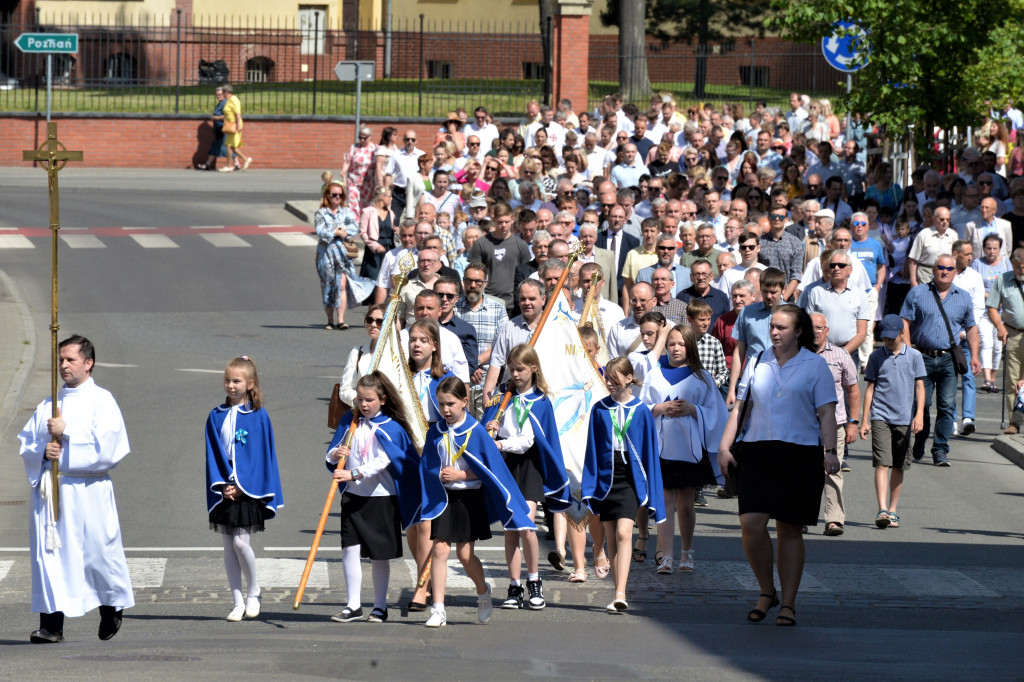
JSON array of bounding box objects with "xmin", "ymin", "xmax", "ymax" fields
[
  {"xmin": 878, "ymin": 314, "xmax": 904, "ymax": 340},
  {"xmin": 814, "ymin": 208, "xmax": 835, "ymax": 221},
  {"xmin": 469, "ymin": 195, "xmax": 488, "ymax": 209}
]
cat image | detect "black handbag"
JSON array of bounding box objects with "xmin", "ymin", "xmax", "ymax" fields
[{"xmin": 930, "ymin": 285, "xmax": 969, "ymax": 375}]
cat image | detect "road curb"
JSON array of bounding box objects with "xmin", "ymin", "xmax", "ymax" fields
[
  {"xmin": 284, "ymin": 199, "xmax": 320, "ymax": 225},
  {"xmin": 990, "ymin": 435, "xmax": 1024, "ymax": 470},
  {"xmin": 0, "ymin": 268, "xmax": 36, "ymax": 441}
]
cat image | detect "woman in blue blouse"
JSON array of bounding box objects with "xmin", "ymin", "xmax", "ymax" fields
[{"xmin": 315, "ymin": 182, "xmax": 360, "ymax": 330}]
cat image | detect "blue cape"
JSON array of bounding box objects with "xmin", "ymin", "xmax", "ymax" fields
[
  {"xmin": 416, "ymin": 368, "xmax": 457, "ymax": 423},
  {"xmin": 581, "ymin": 396, "xmax": 666, "ymax": 523},
  {"xmin": 483, "ymin": 387, "xmax": 570, "ymax": 511},
  {"xmin": 205, "ymin": 405, "xmax": 284, "ymax": 516},
  {"xmin": 420, "ymin": 414, "xmax": 536, "ymax": 531},
  {"xmin": 326, "ymin": 411, "xmax": 422, "ymax": 529}
]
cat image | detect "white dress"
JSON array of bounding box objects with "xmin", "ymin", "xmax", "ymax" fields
[{"xmin": 18, "ymin": 377, "xmax": 135, "ymax": 617}]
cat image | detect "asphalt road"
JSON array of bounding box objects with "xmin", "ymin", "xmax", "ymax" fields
[{"xmin": 1, "ymin": 170, "xmax": 1023, "ymax": 680}]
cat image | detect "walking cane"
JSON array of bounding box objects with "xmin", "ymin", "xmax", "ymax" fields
[{"xmin": 1001, "ymin": 342, "xmax": 1008, "ymax": 430}]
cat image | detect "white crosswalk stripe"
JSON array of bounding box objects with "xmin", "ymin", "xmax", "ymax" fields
[
  {"xmin": 0, "ymin": 560, "xmax": 12, "ymax": 582},
  {"xmin": 200, "ymin": 233, "xmax": 251, "ymax": 248},
  {"xmin": 126, "ymin": 558, "xmax": 167, "ymax": 588},
  {"xmin": 60, "ymin": 234, "xmax": 106, "ymax": 249},
  {"xmin": 403, "ymin": 558, "xmax": 494, "ymax": 591},
  {"xmin": 130, "ymin": 234, "xmax": 179, "ymax": 248},
  {"xmin": 269, "ymin": 232, "xmax": 318, "ymax": 247},
  {"xmin": 0, "ymin": 235, "xmax": 34, "ymax": 249},
  {"xmin": 256, "ymin": 557, "xmax": 329, "ymax": 588}
]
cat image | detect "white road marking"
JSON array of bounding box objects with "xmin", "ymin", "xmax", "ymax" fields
[
  {"xmin": 403, "ymin": 558, "xmax": 494, "ymax": 591},
  {"xmin": 127, "ymin": 557, "xmax": 167, "ymax": 588},
  {"xmin": 191, "ymin": 225, "xmax": 224, "ymax": 230},
  {"xmin": 881, "ymin": 567, "xmax": 999, "ymax": 597},
  {"xmin": 0, "ymin": 235, "xmax": 34, "ymax": 249},
  {"xmin": 201, "ymin": 233, "xmax": 251, "ymax": 248},
  {"xmin": 130, "ymin": 234, "xmax": 178, "ymax": 249},
  {"xmin": 95, "ymin": 362, "xmax": 138, "ymax": 368},
  {"xmin": 257, "ymin": 557, "xmax": 329, "ymax": 588},
  {"xmin": 269, "ymin": 232, "xmax": 317, "ymax": 247},
  {"xmin": 61, "ymin": 235, "xmax": 106, "ymax": 249},
  {"xmin": 176, "ymin": 369, "xmax": 224, "ymax": 374},
  {"xmin": 0, "ymin": 560, "xmax": 13, "ymax": 582}
]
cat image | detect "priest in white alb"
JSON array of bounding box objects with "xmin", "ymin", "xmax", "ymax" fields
[{"xmin": 18, "ymin": 335, "xmax": 134, "ymax": 644}]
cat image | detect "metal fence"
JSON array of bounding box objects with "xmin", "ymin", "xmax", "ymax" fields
[{"xmin": 0, "ymin": 14, "xmax": 547, "ymax": 118}]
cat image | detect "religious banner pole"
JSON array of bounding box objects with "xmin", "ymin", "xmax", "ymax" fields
[{"xmin": 23, "ymin": 122, "xmax": 83, "ymax": 523}]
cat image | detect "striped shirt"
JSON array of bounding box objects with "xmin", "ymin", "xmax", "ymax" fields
[{"xmin": 817, "ymin": 341, "xmax": 857, "ymax": 424}]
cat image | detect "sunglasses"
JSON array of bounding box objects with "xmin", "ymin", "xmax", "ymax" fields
[
  {"xmin": 828, "ymin": 262, "xmax": 849, "ymax": 269},
  {"xmin": 852, "ymin": 221, "xmax": 868, "ymax": 227},
  {"xmin": 468, "ymin": 142, "xmax": 480, "ymax": 146},
  {"xmin": 329, "ymin": 193, "xmax": 344, "ymax": 198},
  {"xmin": 405, "ymin": 137, "xmax": 417, "ymax": 142},
  {"xmin": 364, "ymin": 317, "xmax": 384, "ymax": 326},
  {"xmin": 739, "ymin": 244, "xmax": 757, "ymax": 250},
  {"xmin": 656, "ymin": 245, "xmax": 676, "ymax": 250},
  {"xmin": 437, "ymin": 292, "xmax": 458, "ymax": 300},
  {"xmin": 935, "ymin": 265, "xmax": 956, "ymax": 272},
  {"xmin": 769, "ymin": 214, "xmax": 787, "ymax": 220}
]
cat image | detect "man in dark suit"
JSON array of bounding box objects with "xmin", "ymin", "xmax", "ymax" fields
[{"xmin": 596, "ymin": 205, "xmax": 639, "ymax": 312}]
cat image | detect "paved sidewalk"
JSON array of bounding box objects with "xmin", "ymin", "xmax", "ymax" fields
[{"xmin": 0, "ymin": 268, "xmax": 34, "ymax": 525}]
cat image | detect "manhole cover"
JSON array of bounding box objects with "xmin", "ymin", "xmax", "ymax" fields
[{"xmin": 61, "ymin": 654, "xmax": 201, "ymax": 662}]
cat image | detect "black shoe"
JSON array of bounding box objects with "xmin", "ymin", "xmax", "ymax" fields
[
  {"xmin": 912, "ymin": 450, "xmax": 924, "ymax": 461},
  {"xmin": 694, "ymin": 490, "xmax": 708, "ymax": 507},
  {"xmin": 330, "ymin": 606, "xmax": 363, "ymax": 622},
  {"xmin": 367, "ymin": 607, "xmax": 388, "ymax": 623},
  {"xmin": 525, "ymin": 579, "xmax": 546, "ymax": 610},
  {"xmin": 840, "ymin": 460, "xmax": 851, "ymax": 472},
  {"xmin": 406, "ymin": 600, "xmax": 427, "ymax": 613},
  {"xmin": 30, "ymin": 628, "xmax": 64, "ymax": 644},
  {"xmin": 501, "ymin": 583, "xmax": 524, "ymax": 609},
  {"xmin": 98, "ymin": 606, "xmax": 123, "ymax": 641}
]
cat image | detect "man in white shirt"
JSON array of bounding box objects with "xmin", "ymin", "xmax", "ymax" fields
[
  {"xmin": 584, "ymin": 131, "xmax": 615, "ymax": 179},
  {"xmin": 400, "ymin": 289, "xmax": 470, "ymax": 383},
  {"xmin": 525, "ymin": 105, "xmax": 565, "ymax": 149},
  {"xmin": 701, "ymin": 191, "xmax": 728, "ymax": 242},
  {"xmin": 785, "ymin": 92, "xmax": 808, "ymax": 132},
  {"xmin": 373, "ymin": 219, "xmax": 418, "ymax": 304},
  {"xmin": 952, "ymin": 239, "xmax": 986, "ymax": 435},
  {"xmin": 385, "ymin": 130, "xmax": 425, "ymax": 218},
  {"xmin": 964, "ymin": 197, "xmax": 1013, "ymax": 259},
  {"xmin": 466, "ymin": 106, "xmax": 499, "ymax": 153},
  {"xmin": 610, "ymin": 144, "xmax": 649, "ymax": 189},
  {"xmin": 575, "ymin": 262, "xmax": 625, "ymax": 348},
  {"xmin": 718, "ymin": 231, "xmax": 767, "ymax": 303},
  {"xmin": 607, "ymin": 282, "xmax": 657, "ymax": 358}
]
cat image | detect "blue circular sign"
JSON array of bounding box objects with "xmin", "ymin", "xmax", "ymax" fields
[{"xmin": 822, "ymin": 21, "xmax": 869, "ymax": 73}]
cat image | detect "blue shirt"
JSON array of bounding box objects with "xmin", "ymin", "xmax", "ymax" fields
[
  {"xmin": 900, "ymin": 283, "xmax": 977, "ymax": 351},
  {"xmin": 636, "ymin": 263, "xmax": 690, "ymax": 295},
  {"xmin": 731, "ymin": 301, "xmax": 773, "ymax": 361},
  {"xmin": 864, "ymin": 344, "xmax": 926, "ymax": 425},
  {"xmin": 849, "ymin": 236, "xmax": 886, "ymax": 287}
]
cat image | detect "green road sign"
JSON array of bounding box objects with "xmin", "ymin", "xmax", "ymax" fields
[{"xmin": 15, "ymin": 33, "xmax": 79, "ymax": 54}]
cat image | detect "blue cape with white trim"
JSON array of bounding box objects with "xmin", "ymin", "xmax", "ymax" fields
[
  {"xmin": 205, "ymin": 404, "xmax": 284, "ymax": 516},
  {"xmin": 420, "ymin": 414, "xmax": 536, "ymax": 531},
  {"xmin": 483, "ymin": 387, "xmax": 570, "ymax": 511},
  {"xmin": 326, "ymin": 411, "xmax": 422, "ymax": 529},
  {"xmin": 581, "ymin": 396, "xmax": 665, "ymax": 523}
]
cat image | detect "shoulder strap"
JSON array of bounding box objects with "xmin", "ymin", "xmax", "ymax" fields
[
  {"xmin": 735, "ymin": 350, "xmax": 765, "ymax": 440},
  {"xmin": 929, "ymin": 283, "xmax": 958, "ymax": 347},
  {"xmin": 1012, "ymin": 276, "xmax": 1024, "ymax": 303}
]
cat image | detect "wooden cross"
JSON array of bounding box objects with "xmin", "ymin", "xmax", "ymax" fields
[{"xmin": 22, "ymin": 121, "xmax": 83, "ymax": 523}]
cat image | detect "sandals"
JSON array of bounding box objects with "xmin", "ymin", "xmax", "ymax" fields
[
  {"xmin": 656, "ymin": 554, "xmax": 673, "ymax": 574},
  {"xmin": 875, "ymin": 510, "xmax": 891, "ymax": 528},
  {"xmin": 887, "ymin": 512, "xmax": 900, "ymax": 528},
  {"xmin": 776, "ymin": 605, "xmax": 796, "ymax": 626},
  {"xmin": 678, "ymin": 549, "xmax": 695, "ymax": 571},
  {"xmin": 196, "ymin": 163, "xmax": 209, "ymax": 170},
  {"xmin": 593, "ymin": 556, "xmax": 610, "ymax": 579},
  {"xmin": 547, "ymin": 550, "xmax": 566, "ymax": 572},
  {"xmin": 568, "ymin": 568, "xmax": 587, "ymax": 583},
  {"xmin": 984, "ymin": 381, "xmax": 999, "ymax": 393},
  {"xmin": 337, "ymin": 322, "xmax": 350, "ymax": 330},
  {"xmin": 632, "ymin": 534, "xmax": 649, "ymax": 563},
  {"xmin": 747, "ymin": 591, "xmax": 779, "ymax": 623},
  {"xmin": 824, "ymin": 522, "xmax": 844, "ymax": 536}
]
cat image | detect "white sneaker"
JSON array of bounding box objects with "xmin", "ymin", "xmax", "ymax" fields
[
  {"xmin": 477, "ymin": 585, "xmax": 493, "ymax": 624},
  {"xmin": 244, "ymin": 594, "xmax": 261, "ymax": 619},
  {"xmin": 226, "ymin": 605, "xmax": 245, "ymax": 622},
  {"xmin": 424, "ymin": 604, "xmax": 446, "ymax": 628},
  {"xmin": 961, "ymin": 418, "xmax": 976, "ymax": 436}
]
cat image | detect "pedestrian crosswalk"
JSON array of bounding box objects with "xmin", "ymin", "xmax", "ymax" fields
[{"xmin": 0, "ymin": 226, "xmax": 318, "ymax": 250}]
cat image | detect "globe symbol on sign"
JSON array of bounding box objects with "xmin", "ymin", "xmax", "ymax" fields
[{"xmin": 822, "ymin": 21, "xmax": 869, "ymax": 73}]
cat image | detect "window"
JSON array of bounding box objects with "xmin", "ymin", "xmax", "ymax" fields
[
  {"xmin": 426, "ymin": 60, "xmax": 451, "ymax": 79},
  {"xmin": 739, "ymin": 65, "xmax": 769, "ymax": 89},
  {"xmin": 245, "ymin": 57, "xmax": 274, "ymax": 83},
  {"xmin": 522, "ymin": 62, "xmax": 545, "ymax": 80},
  {"xmin": 47, "ymin": 55, "xmax": 74, "ymax": 85},
  {"xmin": 104, "ymin": 53, "xmax": 136, "ymax": 84},
  {"xmin": 299, "ymin": 5, "xmax": 328, "ymax": 55}
]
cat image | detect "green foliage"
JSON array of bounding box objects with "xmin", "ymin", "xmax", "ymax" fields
[
  {"xmin": 769, "ymin": 0, "xmax": 1024, "ymax": 141},
  {"xmin": 601, "ymin": 0, "xmax": 771, "ymax": 46}
]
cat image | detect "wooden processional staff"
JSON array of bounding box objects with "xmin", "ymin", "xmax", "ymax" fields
[{"xmin": 22, "ymin": 122, "xmax": 83, "ymax": 521}]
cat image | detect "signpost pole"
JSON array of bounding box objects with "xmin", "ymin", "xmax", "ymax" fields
[
  {"xmin": 45, "ymin": 53, "xmax": 51, "ymax": 123},
  {"xmin": 354, "ymin": 63, "xmax": 362, "ymax": 144},
  {"xmin": 845, "ymin": 74, "xmax": 852, "ymax": 145}
]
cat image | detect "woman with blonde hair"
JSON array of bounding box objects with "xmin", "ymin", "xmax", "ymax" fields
[{"xmin": 219, "ymin": 84, "xmax": 251, "ymax": 172}]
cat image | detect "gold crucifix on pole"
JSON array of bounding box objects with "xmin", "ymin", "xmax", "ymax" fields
[{"xmin": 22, "ymin": 121, "xmax": 83, "ymax": 522}]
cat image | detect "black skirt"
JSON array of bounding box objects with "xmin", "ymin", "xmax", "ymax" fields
[
  {"xmin": 661, "ymin": 452, "xmax": 717, "ymax": 490},
  {"xmin": 209, "ymin": 493, "xmax": 272, "ymax": 533},
  {"xmin": 339, "ymin": 492, "xmax": 403, "ymax": 560},
  {"xmin": 430, "ymin": 488, "xmax": 493, "ymax": 544},
  {"xmin": 734, "ymin": 440, "xmax": 825, "ymax": 526},
  {"xmin": 504, "ymin": 445, "xmax": 544, "ymax": 503},
  {"xmin": 589, "ymin": 454, "xmax": 638, "ymax": 521}
]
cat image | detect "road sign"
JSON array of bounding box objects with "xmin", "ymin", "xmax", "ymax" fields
[
  {"xmin": 334, "ymin": 61, "xmax": 375, "ymax": 82},
  {"xmin": 15, "ymin": 33, "xmax": 78, "ymax": 54},
  {"xmin": 821, "ymin": 21, "xmax": 868, "ymax": 73}
]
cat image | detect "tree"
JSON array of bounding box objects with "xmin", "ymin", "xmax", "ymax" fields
[
  {"xmin": 602, "ymin": 0, "xmax": 769, "ymax": 99},
  {"xmin": 770, "ymin": 0, "xmax": 1024, "ymax": 160},
  {"xmin": 617, "ymin": 0, "xmax": 651, "ymax": 102}
]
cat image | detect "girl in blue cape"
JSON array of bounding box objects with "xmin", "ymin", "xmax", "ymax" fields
[
  {"xmin": 582, "ymin": 356, "xmax": 665, "ymax": 614},
  {"xmin": 639, "ymin": 324, "xmax": 728, "ymax": 575},
  {"xmin": 483, "ymin": 343, "xmax": 569, "ymax": 611},
  {"xmin": 406, "ymin": 319, "xmax": 456, "ymax": 613},
  {"xmin": 205, "ymin": 356, "xmax": 283, "ymax": 623},
  {"xmin": 419, "ymin": 377, "xmax": 535, "ymax": 628},
  {"xmin": 325, "ymin": 371, "xmax": 421, "ymax": 624}
]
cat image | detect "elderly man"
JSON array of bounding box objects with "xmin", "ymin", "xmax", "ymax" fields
[
  {"xmin": 759, "ymin": 205, "xmax": 805, "ymax": 300},
  {"xmin": 677, "ymin": 258, "xmax": 730, "ymax": 326},
  {"xmin": 797, "ymin": 230, "xmax": 872, "ymax": 299},
  {"xmin": 637, "ymin": 233, "xmax": 690, "ymax": 295},
  {"xmin": 800, "ymin": 250, "xmax": 870, "ymax": 357},
  {"xmin": 373, "ymin": 218, "xmax": 417, "ymax": 304},
  {"xmin": 610, "ymin": 143, "xmax": 649, "ymax": 189},
  {"xmin": 385, "ymin": 129, "xmax": 425, "ymax": 217},
  {"xmin": 717, "ymin": 217, "xmax": 744, "ymax": 256},
  {"xmin": 964, "ymin": 197, "xmax": 1013, "ymax": 260},
  {"xmin": 986, "ymin": 249, "xmax": 1024, "ymax": 433},
  {"xmin": 483, "ymin": 279, "xmax": 547, "ymax": 400},
  {"xmin": 681, "ymin": 222, "xmax": 724, "ymax": 268},
  {"xmin": 951, "ymin": 240, "xmax": 986, "ymax": 436},
  {"xmin": 908, "ymin": 206, "xmax": 957, "ymax": 286},
  {"xmin": 607, "ymin": 282, "xmax": 657, "ymax": 358},
  {"xmin": 951, "ymin": 183, "xmax": 983, "ymax": 235},
  {"xmin": 598, "ymin": 204, "xmax": 640, "ymax": 303},
  {"xmin": 650, "ymin": 266, "xmax": 687, "ymax": 323},
  {"xmin": 399, "ymin": 246, "xmax": 444, "ymax": 324},
  {"xmin": 849, "ymin": 211, "xmax": 887, "ymax": 367},
  {"xmin": 456, "ymin": 262, "xmax": 509, "ymax": 385},
  {"xmin": 900, "ymin": 254, "xmax": 981, "ymax": 466},
  {"xmin": 575, "ymin": 262, "xmax": 624, "ymax": 343},
  {"xmin": 810, "ymin": 313, "xmax": 861, "ymax": 537},
  {"xmin": 18, "ymin": 335, "xmax": 134, "ymax": 644}
]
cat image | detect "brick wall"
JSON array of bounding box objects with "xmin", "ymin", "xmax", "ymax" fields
[{"xmin": 0, "ymin": 115, "xmax": 446, "ymax": 169}]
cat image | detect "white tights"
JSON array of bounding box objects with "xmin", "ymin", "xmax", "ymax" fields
[
  {"xmin": 222, "ymin": 529, "xmax": 259, "ymax": 607},
  {"xmin": 341, "ymin": 544, "xmax": 390, "ymax": 611}
]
